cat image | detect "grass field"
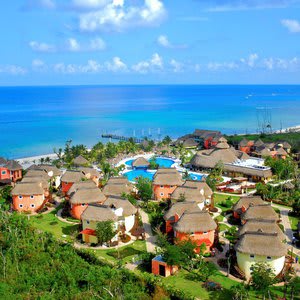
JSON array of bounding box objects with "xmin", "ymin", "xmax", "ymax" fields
[{"xmin": 288, "ymin": 212, "xmax": 299, "ymax": 231}]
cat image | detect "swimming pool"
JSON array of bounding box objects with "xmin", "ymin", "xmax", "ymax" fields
[
  {"xmin": 124, "ymin": 157, "xmax": 175, "ymax": 168},
  {"xmin": 187, "ymin": 172, "xmax": 206, "ymax": 181},
  {"xmin": 123, "ymin": 169, "xmax": 156, "ymax": 182}
]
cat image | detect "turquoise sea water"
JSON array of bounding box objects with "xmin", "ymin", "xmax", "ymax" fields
[{"xmin": 0, "ymin": 85, "xmax": 300, "ymax": 158}]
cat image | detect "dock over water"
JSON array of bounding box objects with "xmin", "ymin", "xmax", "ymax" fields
[{"xmin": 101, "ymin": 133, "xmax": 144, "ymax": 143}]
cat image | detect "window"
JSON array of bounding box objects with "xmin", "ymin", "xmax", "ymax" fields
[
  {"xmin": 250, "ymin": 254, "xmax": 255, "ymax": 258},
  {"xmin": 267, "ymin": 256, "xmax": 272, "ymax": 260},
  {"xmin": 170, "ymin": 185, "xmax": 173, "ymax": 188},
  {"xmin": 86, "ymin": 220, "xmax": 90, "ymax": 225},
  {"xmin": 30, "ymin": 204, "xmax": 35, "ymax": 208},
  {"xmin": 1, "ymin": 170, "xmax": 6, "ymax": 175},
  {"xmin": 18, "ymin": 195, "xmax": 23, "ymax": 199},
  {"xmin": 81, "ymin": 203, "xmax": 85, "ymax": 207},
  {"xmin": 160, "ymin": 185, "xmax": 164, "ymax": 188},
  {"xmin": 30, "ymin": 195, "xmax": 34, "ymax": 199},
  {"xmin": 19, "ymin": 204, "xmax": 23, "ymax": 208},
  {"xmin": 203, "ymin": 231, "xmax": 208, "ymax": 234},
  {"xmin": 160, "ymin": 192, "xmax": 164, "ymax": 196}
]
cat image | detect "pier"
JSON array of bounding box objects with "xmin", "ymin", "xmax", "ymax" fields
[{"xmin": 101, "ymin": 133, "xmax": 144, "ymax": 143}]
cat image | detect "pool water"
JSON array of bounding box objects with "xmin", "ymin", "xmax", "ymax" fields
[
  {"xmin": 124, "ymin": 157, "xmax": 175, "ymax": 168},
  {"xmin": 124, "ymin": 170, "xmax": 156, "ymax": 182},
  {"xmin": 187, "ymin": 172, "xmax": 205, "ymax": 181}
]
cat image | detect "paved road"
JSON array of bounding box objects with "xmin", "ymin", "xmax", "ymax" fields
[{"xmin": 139, "ymin": 209, "xmax": 157, "ymax": 253}]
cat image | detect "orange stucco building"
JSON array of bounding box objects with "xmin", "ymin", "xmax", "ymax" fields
[
  {"xmin": 152, "ymin": 255, "xmax": 178, "ymax": 277},
  {"xmin": 61, "ymin": 170, "xmax": 84, "ymax": 195},
  {"xmin": 0, "ymin": 158, "xmax": 23, "ymax": 183}
]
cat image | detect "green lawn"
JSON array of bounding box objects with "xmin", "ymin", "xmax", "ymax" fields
[
  {"xmin": 219, "ymin": 223, "xmax": 230, "ymax": 232},
  {"xmin": 214, "ymin": 193, "xmax": 240, "ymax": 213},
  {"xmin": 30, "ymin": 206, "xmax": 79, "ymax": 243},
  {"xmin": 288, "ymin": 213, "xmax": 299, "ymax": 231}
]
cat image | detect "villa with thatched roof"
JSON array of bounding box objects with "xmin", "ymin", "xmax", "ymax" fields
[
  {"xmin": 132, "ymin": 157, "xmax": 150, "ymax": 169},
  {"xmin": 164, "ymin": 201, "xmax": 199, "ymax": 234},
  {"xmin": 61, "ymin": 170, "xmax": 85, "ymax": 194},
  {"xmin": 238, "ymin": 138, "xmax": 254, "ymax": 154},
  {"xmin": 193, "ymin": 129, "xmax": 222, "ymax": 149},
  {"xmin": 79, "ymin": 167, "xmax": 101, "ymax": 185},
  {"xmin": 73, "ymin": 155, "xmax": 89, "ymax": 167},
  {"xmin": 173, "ymin": 210, "xmax": 217, "ymax": 253},
  {"xmin": 70, "ymin": 187, "xmax": 106, "ymax": 219},
  {"xmin": 36, "ymin": 164, "xmax": 62, "ymax": 188},
  {"xmin": 80, "ymin": 204, "xmax": 118, "ymax": 244},
  {"xmin": 233, "ymin": 196, "xmax": 265, "ymax": 219},
  {"xmin": 235, "ymin": 230, "xmax": 287, "ymax": 279},
  {"xmin": 21, "ymin": 176, "xmax": 50, "ymax": 199},
  {"xmin": 241, "ymin": 204, "xmax": 279, "ymax": 224},
  {"xmin": 102, "ymin": 176, "xmax": 132, "ymax": 197},
  {"xmin": 104, "ymin": 195, "xmax": 137, "ymax": 232},
  {"xmin": 153, "ymin": 168, "xmax": 183, "ymax": 200},
  {"xmin": 11, "ymin": 182, "xmax": 45, "ymax": 212},
  {"xmin": 67, "ymin": 180, "xmax": 97, "ymax": 198},
  {"xmin": 171, "ymin": 180, "xmax": 213, "ymax": 209},
  {"xmin": 0, "ymin": 159, "xmax": 23, "ymax": 183}
]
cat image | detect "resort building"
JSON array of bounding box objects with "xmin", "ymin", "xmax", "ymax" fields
[
  {"xmin": 238, "ymin": 138, "xmax": 254, "ymax": 154},
  {"xmin": 102, "ymin": 177, "xmax": 132, "ymax": 197},
  {"xmin": 73, "ymin": 155, "xmax": 89, "ymax": 167},
  {"xmin": 70, "ymin": 187, "xmax": 106, "ymax": 220},
  {"xmin": 21, "ymin": 176, "xmax": 51, "ymax": 199},
  {"xmin": 152, "ymin": 255, "xmax": 179, "ymax": 277},
  {"xmin": 164, "ymin": 201, "xmax": 199, "ymax": 234},
  {"xmin": 153, "ymin": 168, "xmax": 183, "ymax": 200},
  {"xmin": 81, "ymin": 204, "xmax": 118, "ymax": 244},
  {"xmin": 235, "ymin": 230, "xmax": 287, "ymax": 279},
  {"xmin": 0, "ymin": 158, "xmax": 23, "ymax": 184},
  {"xmin": 233, "ymin": 196, "xmax": 265, "ymax": 219},
  {"xmin": 61, "ymin": 170, "xmax": 85, "ymax": 195},
  {"xmin": 193, "ymin": 129, "xmax": 222, "ymax": 149},
  {"xmin": 37, "ymin": 164, "xmax": 61, "ymax": 188},
  {"xmin": 11, "ymin": 182, "xmax": 45, "ymax": 212},
  {"xmin": 131, "ymin": 157, "xmax": 150, "ymax": 169},
  {"xmin": 66, "ymin": 180, "xmax": 97, "ymax": 199},
  {"xmin": 79, "ymin": 167, "xmax": 101, "ymax": 185},
  {"xmin": 104, "ymin": 195, "xmax": 137, "ymax": 232},
  {"xmin": 171, "ymin": 180, "xmax": 213, "ymax": 209},
  {"xmin": 173, "ymin": 210, "xmax": 217, "ymax": 253},
  {"xmin": 241, "ymin": 204, "xmax": 280, "ymax": 224}
]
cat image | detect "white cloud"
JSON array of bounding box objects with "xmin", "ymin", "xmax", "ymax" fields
[
  {"xmin": 207, "ymin": 61, "xmax": 238, "ymax": 71},
  {"xmin": 170, "ymin": 59, "xmax": 182, "ymax": 72},
  {"xmin": 29, "ymin": 41, "xmax": 56, "ymax": 52},
  {"xmin": 240, "ymin": 53, "xmax": 258, "ymax": 67},
  {"xmin": 157, "ymin": 35, "xmax": 187, "ymax": 49},
  {"xmin": 106, "ymin": 57, "xmax": 127, "ymax": 72},
  {"xmin": 32, "ymin": 59, "xmax": 47, "ymax": 71},
  {"xmin": 89, "ymin": 37, "xmax": 106, "ymax": 50},
  {"xmin": 281, "ymin": 19, "xmax": 300, "ymax": 33},
  {"xmin": 132, "ymin": 53, "xmax": 163, "ymax": 73},
  {"xmin": 79, "ymin": 0, "xmax": 166, "ymax": 32},
  {"xmin": 54, "ymin": 60, "xmax": 102, "ymax": 74},
  {"xmin": 263, "ymin": 57, "xmax": 300, "ymax": 70},
  {"xmin": 0, "ymin": 65, "xmax": 27, "ymax": 75},
  {"xmin": 67, "ymin": 38, "xmax": 80, "ymax": 51},
  {"xmin": 23, "ymin": 0, "xmax": 56, "ymax": 10},
  {"xmin": 72, "ymin": 0, "xmax": 110, "ymax": 9}
]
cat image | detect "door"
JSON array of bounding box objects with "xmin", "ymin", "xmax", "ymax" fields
[{"xmin": 159, "ymin": 264, "xmax": 166, "ymax": 277}]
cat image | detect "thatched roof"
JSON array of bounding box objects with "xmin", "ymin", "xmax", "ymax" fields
[
  {"xmin": 224, "ymin": 164, "xmax": 272, "ymax": 178},
  {"xmin": 239, "ymin": 138, "xmax": 249, "ymax": 147},
  {"xmin": 38, "ymin": 164, "xmax": 61, "ymax": 176},
  {"xmin": 106, "ymin": 177, "xmax": 129, "ymax": 185},
  {"xmin": 61, "ymin": 170, "xmax": 84, "ymax": 183},
  {"xmin": 264, "ymin": 142, "xmax": 275, "ymax": 150},
  {"xmin": 81, "ymin": 204, "xmax": 117, "ymax": 222},
  {"xmin": 235, "ymin": 231, "xmax": 287, "ymax": 257},
  {"xmin": 67, "ymin": 180, "xmax": 97, "ymax": 196},
  {"xmin": 12, "ymin": 182, "xmax": 44, "ymax": 195},
  {"xmin": 215, "ymin": 139, "xmax": 230, "ymax": 149},
  {"xmin": 236, "ymin": 150, "xmax": 250, "ymax": 160},
  {"xmin": 185, "ymin": 180, "xmax": 213, "ymax": 197},
  {"xmin": 0, "ymin": 157, "xmax": 7, "ymax": 165},
  {"xmin": 25, "ymin": 169, "xmax": 50, "ymax": 180},
  {"xmin": 278, "ymin": 141, "xmax": 291, "ymax": 149},
  {"xmin": 164, "ymin": 201, "xmax": 199, "ymax": 221},
  {"xmin": 182, "ymin": 138, "xmax": 198, "ymax": 148},
  {"xmin": 102, "ymin": 177, "xmax": 132, "ymax": 197},
  {"xmin": 4, "ymin": 160, "xmax": 22, "ymax": 171},
  {"xmin": 79, "ymin": 167, "xmax": 100, "ymax": 177},
  {"xmin": 153, "ymin": 168, "xmax": 183, "ymax": 186},
  {"xmin": 193, "ymin": 129, "xmax": 221, "ymax": 139},
  {"xmin": 173, "ymin": 211, "xmax": 217, "ymax": 233},
  {"xmin": 254, "ymin": 139, "xmax": 264, "ymax": 147},
  {"xmin": 132, "ymin": 157, "xmax": 150, "ymax": 167},
  {"xmin": 73, "ymin": 155, "xmax": 89, "ymax": 166},
  {"xmin": 238, "ymin": 220, "xmax": 285, "ymax": 241},
  {"xmin": 275, "ymin": 147, "xmax": 288, "ymax": 156},
  {"xmin": 190, "ymin": 147, "xmax": 237, "ymax": 169},
  {"xmin": 233, "ymin": 196, "xmax": 265, "ymax": 213},
  {"xmin": 241, "ymin": 204, "xmax": 279, "ymax": 222},
  {"xmin": 21, "ymin": 176, "xmax": 49, "ymax": 189},
  {"xmin": 254, "ymin": 146, "xmax": 272, "ymax": 157},
  {"xmin": 104, "ymin": 195, "xmax": 137, "ymax": 216},
  {"xmin": 70, "ymin": 188, "xmax": 106, "ymax": 204}
]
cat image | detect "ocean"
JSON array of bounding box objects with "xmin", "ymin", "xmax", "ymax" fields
[{"xmin": 0, "ymin": 85, "xmax": 300, "ymax": 159}]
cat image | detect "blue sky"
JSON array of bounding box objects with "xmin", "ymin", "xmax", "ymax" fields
[{"xmin": 1, "ymin": 0, "xmax": 300, "ymax": 85}]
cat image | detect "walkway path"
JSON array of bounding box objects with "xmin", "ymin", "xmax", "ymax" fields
[{"xmin": 139, "ymin": 209, "xmax": 157, "ymax": 253}]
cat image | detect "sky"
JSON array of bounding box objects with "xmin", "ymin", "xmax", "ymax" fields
[{"xmin": 1, "ymin": 0, "xmax": 300, "ymax": 85}]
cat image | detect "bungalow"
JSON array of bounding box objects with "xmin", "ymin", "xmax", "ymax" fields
[
  {"xmin": 70, "ymin": 187, "xmax": 106, "ymax": 220},
  {"xmin": 81, "ymin": 204, "xmax": 118, "ymax": 244},
  {"xmin": 193, "ymin": 129, "xmax": 222, "ymax": 149},
  {"xmin": 21, "ymin": 176, "xmax": 50, "ymax": 199},
  {"xmin": 232, "ymin": 196, "xmax": 265, "ymax": 219},
  {"xmin": 237, "ymin": 219, "xmax": 285, "ymax": 241},
  {"xmin": 132, "ymin": 157, "xmax": 150, "ymax": 169},
  {"xmin": 164, "ymin": 201, "xmax": 199, "ymax": 234},
  {"xmin": 79, "ymin": 167, "xmax": 101, "ymax": 185},
  {"xmin": 0, "ymin": 158, "xmax": 23, "ymax": 183},
  {"xmin": 102, "ymin": 177, "xmax": 132, "ymax": 197},
  {"xmin": 73, "ymin": 155, "xmax": 89, "ymax": 167},
  {"xmin": 173, "ymin": 210, "xmax": 217, "ymax": 253},
  {"xmin": 61, "ymin": 170, "xmax": 85, "ymax": 195},
  {"xmin": 235, "ymin": 230, "xmax": 287, "ymax": 279},
  {"xmin": 238, "ymin": 138, "xmax": 254, "ymax": 154},
  {"xmin": 153, "ymin": 168, "xmax": 183, "ymax": 200},
  {"xmin": 38, "ymin": 164, "xmax": 61, "ymax": 188},
  {"xmin": 152, "ymin": 255, "xmax": 179, "ymax": 277},
  {"xmin": 171, "ymin": 180, "xmax": 213, "ymax": 209},
  {"xmin": 104, "ymin": 195, "xmax": 137, "ymax": 232},
  {"xmin": 11, "ymin": 182, "xmax": 45, "ymax": 212},
  {"xmin": 66, "ymin": 180, "xmax": 97, "ymax": 199},
  {"xmin": 241, "ymin": 204, "xmax": 280, "ymax": 224}
]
